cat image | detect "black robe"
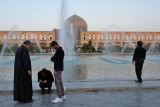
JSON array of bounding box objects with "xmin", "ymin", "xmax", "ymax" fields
[{"xmin": 14, "ymin": 45, "xmax": 33, "ymax": 102}]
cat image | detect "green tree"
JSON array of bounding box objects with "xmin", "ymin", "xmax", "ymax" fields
[
  {"xmin": 122, "ymin": 46, "xmax": 134, "ymax": 53},
  {"xmin": 88, "ymin": 40, "xmax": 92, "ymax": 47},
  {"xmin": 29, "ymin": 45, "xmax": 40, "ymax": 53},
  {"xmin": 158, "ymin": 45, "xmax": 160, "ymax": 52},
  {"xmin": 81, "ymin": 40, "xmax": 96, "ymax": 53},
  {"xmin": 97, "ymin": 49, "xmax": 102, "ymax": 53},
  {"xmin": 11, "ymin": 44, "xmax": 19, "ymax": 53},
  {"xmin": 0, "ymin": 44, "xmax": 3, "ymax": 52},
  {"xmin": 144, "ymin": 45, "xmax": 150, "ymax": 51}
]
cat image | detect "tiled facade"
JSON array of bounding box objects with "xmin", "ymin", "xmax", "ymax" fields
[
  {"xmin": 0, "ymin": 29, "xmax": 56, "ymax": 48},
  {"xmin": 80, "ymin": 30, "xmax": 160, "ymax": 48},
  {"xmin": 0, "ymin": 14, "xmax": 160, "ymax": 49}
]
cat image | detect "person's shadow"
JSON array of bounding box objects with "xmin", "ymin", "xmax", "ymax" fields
[{"xmin": 14, "ymin": 102, "xmax": 33, "ymax": 107}]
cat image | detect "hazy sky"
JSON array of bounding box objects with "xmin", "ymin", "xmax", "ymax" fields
[{"xmin": 0, "ymin": 0, "xmax": 160, "ymax": 31}]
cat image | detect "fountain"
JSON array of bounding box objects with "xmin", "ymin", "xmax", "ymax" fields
[
  {"xmin": 107, "ymin": 25, "xmax": 135, "ymax": 54},
  {"xmin": 97, "ymin": 31, "xmax": 111, "ymax": 53},
  {"xmin": 147, "ymin": 35, "xmax": 160, "ymax": 54},
  {"xmin": 58, "ymin": 0, "xmax": 75, "ymax": 60},
  {"xmin": 0, "ymin": 1, "xmax": 160, "ymax": 92},
  {"xmin": 99, "ymin": 26, "xmax": 121, "ymax": 54},
  {"xmin": 100, "ymin": 25, "xmax": 135, "ymax": 54},
  {"xmin": 29, "ymin": 32, "xmax": 42, "ymax": 55},
  {"xmin": 103, "ymin": 32, "xmax": 113, "ymax": 53},
  {"xmin": 97, "ymin": 32, "xmax": 103, "ymax": 51},
  {"xmin": 121, "ymin": 33, "xmax": 136, "ymax": 54},
  {"xmin": 0, "ymin": 27, "xmax": 43, "ymax": 56},
  {"xmin": 0, "ymin": 26, "xmax": 19, "ymax": 56},
  {"xmin": 69, "ymin": 24, "xmax": 76, "ymax": 63}
]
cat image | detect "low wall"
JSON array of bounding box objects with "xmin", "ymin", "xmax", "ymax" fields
[{"xmin": 1, "ymin": 52, "xmax": 160, "ymax": 56}]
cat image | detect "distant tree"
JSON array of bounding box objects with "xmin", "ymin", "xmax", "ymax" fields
[
  {"xmin": 11, "ymin": 44, "xmax": 19, "ymax": 53},
  {"xmin": 106, "ymin": 45, "xmax": 122, "ymax": 53},
  {"xmin": 0, "ymin": 44, "xmax": 3, "ymax": 52},
  {"xmin": 158, "ymin": 45, "xmax": 160, "ymax": 52},
  {"xmin": 88, "ymin": 40, "xmax": 92, "ymax": 47},
  {"xmin": 144, "ymin": 44, "xmax": 150, "ymax": 51},
  {"xmin": 91, "ymin": 46, "xmax": 96, "ymax": 52},
  {"xmin": 81, "ymin": 40, "xmax": 96, "ymax": 53},
  {"xmin": 154, "ymin": 44, "xmax": 160, "ymax": 52},
  {"xmin": 97, "ymin": 49, "xmax": 102, "ymax": 53},
  {"xmin": 122, "ymin": 46, "xmax": 134, "ymax": 53},
  {"xmin": 29, "ymin": 45, "xmax": 40, "ymax": 53}
]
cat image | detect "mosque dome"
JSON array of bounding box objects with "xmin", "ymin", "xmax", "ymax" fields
[{"xmin": 65, "ymin": 14, "xmax": 88, "ymax": 28}]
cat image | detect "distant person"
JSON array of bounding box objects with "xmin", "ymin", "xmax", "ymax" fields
[
  {"xmin": 14, "ymin": 40, "xmax": 33, "ymax": 103},
  {"xmin": 38, "ymin": 68, "xmax": 54, "ymax": 94},
  {"xmin": 50, "ymin": 41, "xmax": 66, "ymax": 103},
  {"xmin": 132, "ymin": 41, "xmax": 146, "ymax": 83}
]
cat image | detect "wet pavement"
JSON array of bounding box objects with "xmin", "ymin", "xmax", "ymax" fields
[
  {"xmin": 0, "ymin": 89, "xmax": 160, "ymax": 107},
  {"xmin": 1, "ymin": 80, "xmax": 160, "ymax": 93}
]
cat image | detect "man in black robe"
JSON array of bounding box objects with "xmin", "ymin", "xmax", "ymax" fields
[
  {"xmin": 38, "ymin": 68, "xmax": 54, "ymax": 94},
  {"xmin": 14, "ymin": 40, "xmax": 33, "ymax": 103},
  {"xmin": 132, "ymin": 41, "xmax": 146, "ymax": 83}
]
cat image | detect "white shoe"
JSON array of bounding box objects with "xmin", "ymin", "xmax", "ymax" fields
[
  {"xmin": 62, "ymin": 95, "xmax": 66, "ymax": 100},
  {"xmin": 52, "ymin": 98, "xmax": 63, "ymax": 103},
  {"xmin": 64, "ymin": 87, "xmax": 66, "ymax": 93}
]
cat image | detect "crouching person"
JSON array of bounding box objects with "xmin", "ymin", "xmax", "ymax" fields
[{"xmin": 38, "ymin": 68, "xmax": 54, "ymax": 94}]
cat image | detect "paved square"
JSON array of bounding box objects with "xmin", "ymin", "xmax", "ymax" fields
[{"xmin": 0, "ymin": 90, "xmax": 160, "ymax": 107}]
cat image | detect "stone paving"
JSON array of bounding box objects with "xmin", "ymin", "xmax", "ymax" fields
[
  {"xmin": 0, "ymin": 90, "xmax": 160, "ymax": 107},
  {"xmin": 1, "ymin": 80, "xmax": 160, "ymax": 93}
]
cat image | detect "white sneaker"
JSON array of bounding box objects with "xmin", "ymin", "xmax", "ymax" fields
[
  {"xmin": 64, "ymin": 87, "xmax": 66, "ymax": 93},
  {"xmin": 62, "ymin": 95, "xmax": 66, "ymax": 100},
  {"xmin": 52, "ymin": 98, "xmax": 63, "ymax": 103}
]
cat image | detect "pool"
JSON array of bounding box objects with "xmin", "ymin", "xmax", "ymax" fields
[{"xmin": 0, "ymin": 55, "xmax": 160, "ymax": 83}]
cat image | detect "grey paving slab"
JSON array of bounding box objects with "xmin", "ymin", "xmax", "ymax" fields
[
  {"xmin": 0, "ymin": 90, "xmax": 160, "ymax": 107},
  {"xmin": 0, "ymin": 80, "xmax": 160, "ymax": 92}
]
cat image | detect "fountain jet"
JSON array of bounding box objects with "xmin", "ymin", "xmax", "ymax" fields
[
  {"xmin": 0, "ymin": 26, "xmax": 18, "ymax": 56},
  {"xmin": 58, "ymin": 0, "xmax": 75, "ymax": 60},
  {"xmin": 147, "ymin": 35, "xmax": 160, "ymax": 54}
]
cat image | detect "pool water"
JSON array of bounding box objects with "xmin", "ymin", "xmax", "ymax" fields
[{"xmin": 0, "ymin": 55, "xmax": 160, "ymax": 83}]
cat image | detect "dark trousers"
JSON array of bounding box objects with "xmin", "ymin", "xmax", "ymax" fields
[
  {"xmin": 39, "ymin": 82, "xmax": 52, "ymax": 90},
  {"xmin": 54, "ymin": 71, "xmax": 65, "ymax": 98},
  {"xmin": 135, "ymin": 59, "xmax": 144, "ymax": 82}
]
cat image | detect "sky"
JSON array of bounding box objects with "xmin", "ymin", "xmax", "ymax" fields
[{"xmin": 0, "ymin": 0, "xmax": 160, "ymax": 31}]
